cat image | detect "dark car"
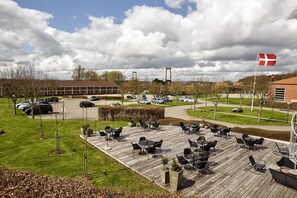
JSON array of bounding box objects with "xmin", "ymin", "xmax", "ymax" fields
[
  {"xmin": 90, "ymin": 96, "xmax": 100, "ymax": 101},
  {"xmin": 127, "ymin": 95, "xmax": 136, "ymax": 99},
  {"xmin": 79, "ymin": 101, "xmax": 95, "ymax": 108},
  {"xmin": 24, "ymin": 104, "xmax": 53, "ymax": 115},
  {"xmin": 48, "ymin": 96, "xmax": 59, "ymax": 102},
  {"xmin": 37, "ymin": 98, "xmax": 49, "ymax": 104}
]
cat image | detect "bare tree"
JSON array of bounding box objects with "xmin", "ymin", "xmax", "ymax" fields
[
  {"xmin": 0, "ymin": 66, "xmax": 23, "ymax": 115},
  {"xmin": 222, "ymin": 80, "xmax": 233, "ymax": 103},
  {"xmin": 72, "ymin": 65, "xmax": 86, "ymax": 81},
  {"xmin": 254, "ymin": 76, "xmax": 270, "ymax": 123},
  {"xmin": 209, "ymin": 84, "xmax": 223, "ymax": 119},
  {"xmin": 21, "ymin": 63, "xmax": 44, "ymax": 119},
  {"xmin": 188, "ymin": 79, "xmax": 204, "ymax": 111},
  {"xmin": 202, "ymin": 81, "xmax": 212, "ymax": 106}
]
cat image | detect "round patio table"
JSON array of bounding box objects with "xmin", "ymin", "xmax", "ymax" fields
[{"xmin": 138, "ymin": 140, "xmax": 155, "ymax": 155}]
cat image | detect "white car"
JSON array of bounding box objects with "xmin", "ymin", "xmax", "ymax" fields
[
  {"xmin": 184, "ymin": 98, "xmax": 195, "ymax": 102},
  {"xmin": 16, "ymin": 101, "xmax": 30, "ymax": 108},
  {"xmin": 138, "ymin": 99, "xmax": 151, "ymax": 104}
]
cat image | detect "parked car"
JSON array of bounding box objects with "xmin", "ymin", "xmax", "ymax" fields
[
  {"xmin": 19, "ymin": 102, "xmax": 31, "ymax": 110},
  {"xmin": 48, "ymin": 96, "xmax": 59, "ymax": 102},
  {"xmin": 127, "ymin": 95, "xmax": 136, "ymax": 99},
  {"xmin": 138, "ymin": 99, "xmax": 151, "ymax": 104},
  {"xmin": 37, "ymin": 98, "xmax": 49, "ymax": 104},
  {"xmin": 184, "ymin": 97, "xmax": 195, "ymax": 102},
  {"xmin": 79, "ymin": 101, "xmax": 95, "ymax": 108},
  {"xmin": 178, "ymin": 96, "xmax": 188, "ymax": 101},
  {"xmin": 90, "ymin": 96, "xmax": 100, "ymax": 101},
  {"xmin": 151, "ymin": 98, "xmax": 165, "ymax": 104},
  {"xmin": 24, "ymin": 104, "xmax": 53, "ymax": 115},
  {"xmin": 110, "ymin": 102, "xmax": 121, "ymax": 106},
  {"xmin": 16, "ymin": 101, "xmax": 30, "ymax": 108}
]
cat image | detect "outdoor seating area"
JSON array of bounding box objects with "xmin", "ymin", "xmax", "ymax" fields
[{"xmin": 84, "ymin": 125, "xmax": 297, "ymax": 197}]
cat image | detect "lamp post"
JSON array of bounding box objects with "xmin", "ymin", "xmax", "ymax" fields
[{"xmin": 287, "ymin": 102, "xmax": 291, "ymax": 123}]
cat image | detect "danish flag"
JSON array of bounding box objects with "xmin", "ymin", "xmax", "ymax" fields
[{"xmin": 258, "ymin": 54, "xmax": 276, "ymax": 66}]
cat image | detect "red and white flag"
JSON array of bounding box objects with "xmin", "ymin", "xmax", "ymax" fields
[{"xmin": 258, "ymin": 54, "xmax": 276, "ymax": 66}]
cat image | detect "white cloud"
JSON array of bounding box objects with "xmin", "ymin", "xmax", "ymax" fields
[
  {"xmin": 164, "ymin": 0, "xmax": 185, "ymax": 9},
  {"xmin": 1, "ymin": 0, "xmax": 297, "ymax": 81}
]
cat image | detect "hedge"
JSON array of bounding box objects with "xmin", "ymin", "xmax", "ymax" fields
[{"xmin": 98, "ymin": 106, "xmax": 164, "ymax": 121}]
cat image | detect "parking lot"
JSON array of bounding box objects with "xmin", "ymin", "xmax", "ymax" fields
[{"xmin": 31, "ymin": 97, "xmax": 136, "ymax": 120}]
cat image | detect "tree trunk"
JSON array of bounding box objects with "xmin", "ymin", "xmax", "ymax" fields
[
  {"xmin": 258, "ymin": 106, "xmax": 263, "ymax": 123},
  {"xmin": 214, "ymin": 105, "xmax": 217, "ymax": 119}
]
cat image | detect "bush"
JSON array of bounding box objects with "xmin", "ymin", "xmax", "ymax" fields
[{"xmin": 98, "ymin": 106, "xmax": 165, "ymax": 121}]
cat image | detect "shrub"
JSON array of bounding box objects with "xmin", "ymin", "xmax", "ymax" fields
[{"xmin": 98, "ymin": 106, "xmax": 165, "ymax": 121}]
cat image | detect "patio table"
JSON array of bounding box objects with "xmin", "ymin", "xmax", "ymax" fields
[{"xmin": 138, "ymin": 140, "xmax": 155, "ymax": 155}]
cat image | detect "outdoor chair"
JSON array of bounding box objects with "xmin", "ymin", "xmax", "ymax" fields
[
  {"xmin": 243, "ymin": 139, "xmax": 255, "ymax": 150},
  {"xmin": 210, "ymin": 127, "xmax": 219, "ymax": 137},
  {"xmin": 153, "ymin": 139, "xmax": 163, "ymax": 153},
  {"xmin": 139, "ymin": 137, "xmax": 146, "ymax": 141},
  {"xmin": 182, "ymin": 125, "xmax": 190, "ymax": 134},
  {"xmin": 273, "ymin": 142, "xmax": 290, "ymax": 156},
  {"xmin": 131, "ymin": 142, "xmax": 141, "ymax": 156},
  {"xmin": 188, "ymin": 139, "xmax": 198, "ymax": 151},
  {"xmin": 220, "ymin": 127, "xmax": 231, "ymax": 138},
  {"xmin": 242, "ymin": 133, "xmax": 249, "ymax": 140},
  {"xmin": 197, "ymin": 136, "xmax": 207, "ymax": 145},
  {"xmin": 207, "ymin": 140, "xmax": 218, "ymax": 154},
  {"xmin": 150, "ymin": 122, "xmax": 160, "ymax": 130},
  {"xmin": 99, "ymin": 131, "xmax": 107, "ymax": 141},
  {"xmin": 184, "ymin": 148, "xmax": 193, "ymax": 159},
  {"xmin": 104, "ymin": 126, "xmax": 111, "ymax": 133},
  {"xmin": 176, "ymin": 155, "xmax": 191, "ymax": 170},
  {"xmin": 193, "ymin": 161, "xmax": 208, "ymax": 175},
  {"xmin": 254, "ymin": 138, "xmax": 264, "ymax": 149},
  {"xmin": 200, "ymin": 144, "xmax": 211, "ymax": 152},
  {"xmin": 235, "ymin": 137, "xmax": 245, "ymax": 148},
  {"xmin": 113, "ymin": 130, "xmax": 121, "ymax": 141},
  {"xmin": 146, "ymin": 146, "xmax": 156, "ymax": 158},
  {"xmin": 246, "ymin": 155, "xmax": 266, "ymax": 174}
]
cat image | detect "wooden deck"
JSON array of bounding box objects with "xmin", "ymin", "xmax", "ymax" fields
[{"xmin": 84, "ymin": 126, "xmax": 297, "ymax": 197}]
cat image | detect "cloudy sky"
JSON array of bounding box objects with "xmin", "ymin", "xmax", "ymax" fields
[{"xmin": 1, "ymin": 0, "xmax": 297, "ymax": 81}]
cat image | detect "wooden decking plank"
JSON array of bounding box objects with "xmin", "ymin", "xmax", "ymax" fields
[{"xmin": 85, "ymin": 126, "xmax": 297, "ymax": 197}]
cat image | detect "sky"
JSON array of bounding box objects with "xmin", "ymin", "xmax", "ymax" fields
[{"xmin": 1, "ymin": 0, "xmax": 297, "ymax": 82}]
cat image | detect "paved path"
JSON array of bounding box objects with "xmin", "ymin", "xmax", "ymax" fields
[{"xmin": 165, "ymin": 104, "xmax": 291, "ymax": 132}]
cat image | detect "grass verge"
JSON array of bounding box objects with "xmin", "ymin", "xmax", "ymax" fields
[{"xmin": 0, "ymin": 99, "xmax": 166, "ymax": 194}]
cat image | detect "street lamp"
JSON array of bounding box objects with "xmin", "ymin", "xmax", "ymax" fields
[{"xmin": 287, "ymin": 102, "xmax": 291, "ymax": 123}]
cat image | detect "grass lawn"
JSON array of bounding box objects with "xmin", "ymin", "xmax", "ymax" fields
[
  {"xmin": 218, "ymin": 97, "xmax": 252, "ymax": 106},
  {"xmin": 0, "ymin": 99, "xmax": 165, "ymax": 194},
  {"xmin": 188, "ymin": 106, "xmax": 291, "ymax": 126}
]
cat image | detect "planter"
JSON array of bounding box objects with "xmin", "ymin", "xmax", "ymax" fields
[
  {"xmin": 161, "ymin": 169, "xmax": 170, "ymax": 184},
  {"xmin": 170, "ymin": 169, "xmax": 183, "ymax": 191}
]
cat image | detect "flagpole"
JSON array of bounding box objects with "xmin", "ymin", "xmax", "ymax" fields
[{"xmin": 251, "ymin": 54, "xmax": 259, "ymax": 112}]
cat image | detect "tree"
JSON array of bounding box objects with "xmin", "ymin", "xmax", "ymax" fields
[
  {"xmin": 188, "ymin": 79, "xmax": 204, "ymax": 111},
  {"xmin": 149, "ymin": 82, "xmax": 162, "ymax": 95},
  {"xmin": 99, "ymin": 71, "xmax": 126, "ymax": 82},
  {"xmin": 209, "ymin": 84, "xmax": 223, "ymax": 120},
  {"xmin": 169, "ymin": 82, "xmax": 184, "ymax": 101},
  {"xmin": 84, "ymin": 70, "xmax": 99, "ymax": 81},
  {"xmin": 201, "ymin": 81, "xmax": 212, "ymax": 106},
  {"xmin": 254, "ymin": 76, "xmax": 270, "ymax": 123},
  {"xmin": 124, "ymin": 79, "xmax": 142, "ymax": 96},
  {"xmin": 0, "ymin": 66, "xmax": 23, "ymax": 115},
  {"xmin": 72, "ymin": 65, "xmax": 86, "ymax": 81},
  {"xmin": 222, "ymin": 81, "xmax": 233, "ymax": 103}
]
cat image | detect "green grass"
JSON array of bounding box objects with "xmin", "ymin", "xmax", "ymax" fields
[
  {"xmin": 188, "ymin": 106, "xmax": 291, "ymax": 126},
  {"xmin": 218, "ymin": 97, "xmax": 252, "ymax": 106},
  {"xmin": 0, "ymin": 99, "xmax": 165, "ymax": 194}
]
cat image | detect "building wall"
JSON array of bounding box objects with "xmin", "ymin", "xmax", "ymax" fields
[{"xmin": 271, "ymin": 84, "xmax": 297, "ymax": 103}]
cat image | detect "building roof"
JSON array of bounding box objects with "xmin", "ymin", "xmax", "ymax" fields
[
  {"xmin": 271, "ymin": 76, "xmax": 297, "ymax": 85},
  {"xmin": 55, "ymin": 80, "xmax": 119, "ymax": 87},
  {"xmin": 0, "ymin": 79, "xmax": 119, "ymax": 87}
]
